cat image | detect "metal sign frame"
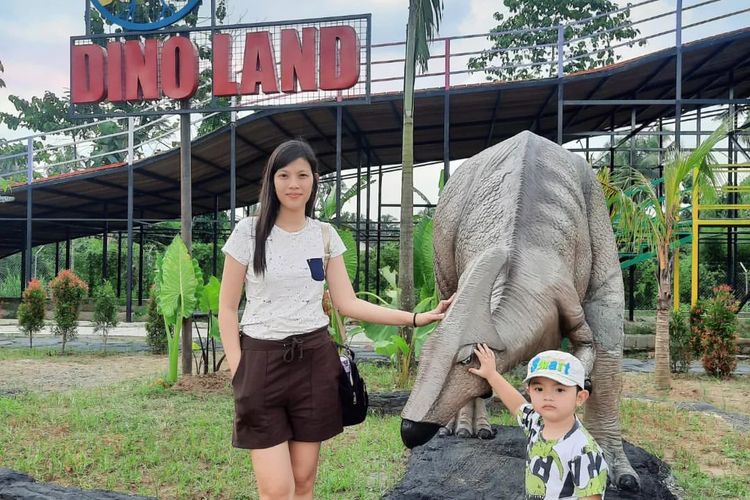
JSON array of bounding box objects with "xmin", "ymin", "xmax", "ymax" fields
[{"xmin": 69, "ymin": 14, "xmax": 372, "ymax": 119}]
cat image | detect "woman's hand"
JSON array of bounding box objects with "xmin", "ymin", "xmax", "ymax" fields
[
  {"xmin": 414, "ymin": 294, "xmax": 455, "ymax": 326},
  {"xmin": 467, "ymin": 343, "xmax": 497, "ymax": 380}
]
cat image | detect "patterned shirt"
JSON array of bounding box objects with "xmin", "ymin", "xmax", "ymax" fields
[
  {"xmin": 221, "ymin": 217, "xmax": 346, "ymax": 340},
  {"xmin": 517, "ymin": 403, "xmax": 608, "ymax": 499}
]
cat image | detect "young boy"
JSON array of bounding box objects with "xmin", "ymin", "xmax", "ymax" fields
[{"xmin": 469, "ymin": 344, "xmax": 608, "ymax": 500}]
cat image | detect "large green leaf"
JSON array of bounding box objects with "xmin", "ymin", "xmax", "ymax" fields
[
  {"xmin": 200, "ymin": 276, "xmax": 221, "ymax": 314},
  {"xmin": 413, "ymin": 217, "xmax": 435, "ymax": 299},
  {"xmin": 157, "ymin": 236, "xmax": 198, "ymax": 323},
  {"xmin": 333, "ymin": 225, "xmax": 358, "ymax": 281}
]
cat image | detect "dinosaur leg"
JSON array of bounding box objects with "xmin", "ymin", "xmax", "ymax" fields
[
  {"xmin": 473, "ymin": 396, "xmax": 495, "ymax": 439},
  {"xmin": 584, "ymin": 347, "xmax": 639, "ymax": 491},
  {"xmin": 454, "ymin": 401, "xmax": 474, "ymax": 438},
  {"xmin": 438, "ymin": 417, "xmax": 456, "ymax": 437}
]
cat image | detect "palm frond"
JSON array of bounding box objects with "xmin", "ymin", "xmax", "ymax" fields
[{"xmin": 413, "ymin": 0, "xmax": 443, "ymax": 73}]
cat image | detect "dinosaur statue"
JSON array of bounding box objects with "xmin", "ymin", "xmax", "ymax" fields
[{"xmin": 400, "ymin": 130, "xmax": 640, "ymax": 491}]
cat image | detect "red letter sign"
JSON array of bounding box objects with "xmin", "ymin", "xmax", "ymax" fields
[
  {"xmin": 280, "ymin": 28, "xmax": 317, "ymax": 93},
  {"xmin": 319, "ymin": 26, "xmax": 359, "ymax": 90},
  {"xmin": 213, "ymin": 33, "xmax": 239, "ymax": 96},
  {"xmin": 107, "ymin": 42, "xmax": 125, "ymax": 102},
  {"xmin": 71, "ymin": 44, "xmax": 107, "ymax": 104},
  {"xmin": 240, "ymin": 31, "xmax": 280, "ymax": 95},
  {"xmin": 124, "ymin": 39, "xmax": 159, "ymax": 101},
  {"xmin": 162, "ymin": 36, "xmax": 199, "ymax": 100}
]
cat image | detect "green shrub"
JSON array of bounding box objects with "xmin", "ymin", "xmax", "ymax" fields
[
  {"xmin": 93, "ymin": 280, "xmax": 118, "ymax": 352},
  {"xmin": 49, "ymin": 270, "xmax": 88, "ymax": 354},
  {"xmin": 669, "ymin": 309, "xmax": 691, "ymax": 373},
  {"xmin": 145, "ymin": 285, "xmax": 167, "ymax": 355},
  {"xmin": 17, "ymin": 279, "xmax": 46, "ymax": 348},
  {"xmin": 692, "ymin": 285, "xmax": 739, "ymax": 378}
]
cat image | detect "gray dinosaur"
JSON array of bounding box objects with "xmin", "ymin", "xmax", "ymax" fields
[{"xmin": 400, "ymin": 131, "xmax": 639, "ymax": 491}]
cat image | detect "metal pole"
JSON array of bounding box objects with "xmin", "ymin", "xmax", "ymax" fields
[
  {"xmin": 180, "ymin": 101, "xmax": 193, "ymax": 376},
  {"xmin": 126, "ymin": 117, "xmax": 135, "ymax": 322},
  {"xmin": 336, "ymin": 106, "xmax": 343, "ymax": 225},
  {"xmin": 138, "ymin": 221, "xmax": 144, "ymax": 306},
  {"xmin": 629, "ymin": 266, "xmax": 635, "ymax": 321},
  {"xmin": 116, "ymin": 231, "xmax": 122, "ymax": 297},
  {"xmin": 675, "ymin": 0, "xmax": 683, "ymax": 149},
  {"xmin": 20, "ymin": 249, "xmax": 25, "ymax": 295},
  {"xmin": 85, "ymin": 0, "xmax": 91, "ymax": 36},
  {"xmin": 354, "ymin": 150, "xmax": 362, "ymax": 291},
  {"xmin": 55, "ymin": 241, "xmax": 60, "ymax": 276},
  {"xmin": 443, "ymin": 38, "xmax": 451, "ymax": 181},
  {"xmin": 376, "ymin": 164, "xmax": 383, "ymax": 298},
  {"xmin": 103, "ymin": 215, "xmax": 109, "ymax": 281},
  {"xmin": 24, "ymin": 137, "xmax": 33, "ymax": 288},
  {"xmin": 230, "ymin": 97, "xmax": 237, "ymax": 230},
  {"xmin": 213, "ymin": 195, "xmax": 219, "ymax": 277},
  {"xmin": 557, "ymin": 24, "xmax": 565, "ymax": 145},
  {"xmin": 365, "ymin": 150, "xmax": 371, "ymax": 293}
]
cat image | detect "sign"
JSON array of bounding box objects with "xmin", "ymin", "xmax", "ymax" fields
[
  {"xmin": 91, "ymin": 0, "xmax": 203, "ymax": 31},
  {"xmin": 69, "ymin": 15, "xmax": 371, "ymax": 117}
]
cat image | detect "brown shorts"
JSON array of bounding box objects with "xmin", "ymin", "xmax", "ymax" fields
[{"xmin": 231, "ymin": 326, "xmax": 343, "ymax": 449}]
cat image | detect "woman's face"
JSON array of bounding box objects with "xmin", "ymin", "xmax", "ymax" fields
[{"xmin": 273, "ymin": 157, "xmax": 314, "ymax": 212}]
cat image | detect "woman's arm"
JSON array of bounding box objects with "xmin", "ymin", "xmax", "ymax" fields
[
  {"xmin": 218, "ymin": 255, "xmax": 247, "ymax": 377},
  {"xmin": 326, "ymin": 254, "xmax": 452, "ymax": 326}
]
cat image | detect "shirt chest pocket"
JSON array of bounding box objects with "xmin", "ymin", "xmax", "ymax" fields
[{"xmin": 306, "ymin": 257, "xmax": 325, "ymax": 281}]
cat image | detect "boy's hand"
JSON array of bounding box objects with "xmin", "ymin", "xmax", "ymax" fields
[{"xmin": 467, "ymin": 343, "xmax": 497, "ymax": 380}]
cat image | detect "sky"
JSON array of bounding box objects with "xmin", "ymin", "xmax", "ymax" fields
[{"xmin": 0, "ymin": 0, "xmax": 745, "ymax": 213}]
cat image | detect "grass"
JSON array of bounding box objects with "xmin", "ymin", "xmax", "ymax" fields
[
  {"xmin": 0, "ymin": 377, "xmax": 407, "ymax": 499},
  {"xmin": 620, "ymin": 398, "xmax": 750, "ymax": 499},
  {"xmin": 1, "ymin": 353, "xmax": 748, "ymax": 499}
]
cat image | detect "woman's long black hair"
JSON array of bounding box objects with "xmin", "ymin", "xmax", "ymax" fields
[{"xmin": 253, "ymin": 139, "xmax": 319, "ymax": 275}]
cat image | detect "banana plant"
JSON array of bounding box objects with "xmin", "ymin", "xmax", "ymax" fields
[{"xmin": 154, "ymin": 236, "xmax": 202, "ymax": 383}]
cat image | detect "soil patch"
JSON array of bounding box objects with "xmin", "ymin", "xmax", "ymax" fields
[
  {"xmin": 622, "ymin": 372, "xmax": 750, "ymax": 417},
  {"xmin": 0, "ymin": 354, "xmax": 167, "ymax": 393},
  {"xmin": 172, "ymin": 371, "xmax": 232, "ymax": 394}
]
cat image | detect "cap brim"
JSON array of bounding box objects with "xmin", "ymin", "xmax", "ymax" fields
[{"xmin": 524, "ymin": 372, "xmax": 582, "ymax": 388}]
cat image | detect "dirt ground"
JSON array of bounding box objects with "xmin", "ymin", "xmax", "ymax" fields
[
  {"xmin": 622, "ymin": 372, "xmax": 750, "ymax": 417},
  {"xmin": 0, "ymin": 353, "xmax": 238, "ymax": 395}
]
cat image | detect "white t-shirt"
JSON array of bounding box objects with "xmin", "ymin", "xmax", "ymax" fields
[
  {"xmin": 517, "ymin": 403, "xmax": 608, "ymax": 499},
  {"xmin": 221, "ymin": 216, "xmax": 347, "ymax": 340}
]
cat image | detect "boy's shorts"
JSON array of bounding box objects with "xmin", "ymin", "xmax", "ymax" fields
[{"xmin": 231, "ymin": 326, "xmax": 343, "ymax": 449}]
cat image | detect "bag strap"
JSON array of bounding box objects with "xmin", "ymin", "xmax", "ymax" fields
[{"xmin": 322, "ymin": 222, "xmax": 332, "ymax": 271}]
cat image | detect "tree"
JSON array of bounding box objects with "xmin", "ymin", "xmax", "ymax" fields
[
  {"xmin": 93, "ymin": 280, "xmax": 119, "ymax": 353},
  {"xmin": 599, "ymin": 123, "xmax": 727, "ymax": 390},
  {"xmin": 400, "ymin": 0, "xmax": 443, "ymax": 358},
  {"xmin": 0, "ymin": 59, "xmax": 5, "ymax": 88},
  {"xmin": 468, "ymin": 0, "xmax": 643, "ymax": 81},
  {"xmin": 18, "ymin": 279, "xmax": 46, "ymax": 348}
]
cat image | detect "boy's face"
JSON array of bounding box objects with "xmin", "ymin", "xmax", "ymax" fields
[{"xmin": 527, "ymin": 377, "xmax": 588, "ymax": 424}]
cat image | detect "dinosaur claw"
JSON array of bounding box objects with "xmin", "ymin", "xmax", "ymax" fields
[{"xmin": 617, "ymin": 474, "xmax": 639, "ymax": 492}]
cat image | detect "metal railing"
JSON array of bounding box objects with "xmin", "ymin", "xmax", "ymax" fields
[{"xmin": 1, "ymin": 0, "xmax": 748, "ymax": 188}]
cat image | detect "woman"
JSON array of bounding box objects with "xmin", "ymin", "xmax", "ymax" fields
[{"xmin": 219, "ymin": 139, "xmax": 452, "ymax": 500}]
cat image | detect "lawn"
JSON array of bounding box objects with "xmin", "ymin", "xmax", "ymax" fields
[{"xmin": 0, "ymin": 349, "xmax": 748, "ymax": 499}]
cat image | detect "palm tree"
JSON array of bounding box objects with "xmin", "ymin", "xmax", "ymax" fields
[
  {"xmin": 599, "ymin": 123, "xmax": 726, "ymax": 390},
  {"xmin": 400, "ymin": 0, "xmax": 443, "ymax": 350}
]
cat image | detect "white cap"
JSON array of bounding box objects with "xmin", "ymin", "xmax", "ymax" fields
[{"xmin": 523, "ymin": 350, "xmax": 586, "ymax": 389}]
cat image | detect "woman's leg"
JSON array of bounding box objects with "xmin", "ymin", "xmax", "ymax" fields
[
  {"xmin": 251, "ymin": 442, "xmax": 294, "ymax": 500},
  {"xmin": 289, "ymin": 440, "xmax": 322, "ymax": 500}
]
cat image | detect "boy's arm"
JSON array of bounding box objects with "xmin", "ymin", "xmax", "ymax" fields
[{"xmin": 468, "ymin": 343, "xmax": 527, "ymax": 416}]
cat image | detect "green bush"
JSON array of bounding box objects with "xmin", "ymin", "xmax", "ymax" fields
[
  {"xmin": 691, "ymin": 285, "xmax": 739, "ymax": 378},
  {"xmin": 17, "ymin": 279, "xmax": 46, "ymax": 348},
  {"xmin": 49, "ymin": 270, "xmax": 88, "ymax": 354},
  {"xmin": 145, "ymin": 285, "xmax": 167, "ymax": 355},
  {"xmin": 669, "ymin": 309, "xmax": 691, "ymax": 373},
  {"xmin": 93, "ymin": 280, "xmax": 118, "ymax": 352}
]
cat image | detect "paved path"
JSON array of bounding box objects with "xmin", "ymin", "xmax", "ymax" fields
[{"xmin": 1, "ymin": 321, "xmax": 748, "ymax": 375}]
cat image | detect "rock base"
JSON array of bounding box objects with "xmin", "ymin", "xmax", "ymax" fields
[
  {"xmin": 0, "ymin": 469, "xmax": 155, "ymax": 499},
  {"xmin": 385, "ymin": 426, "xmax": 679, "ymax": 500}
]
